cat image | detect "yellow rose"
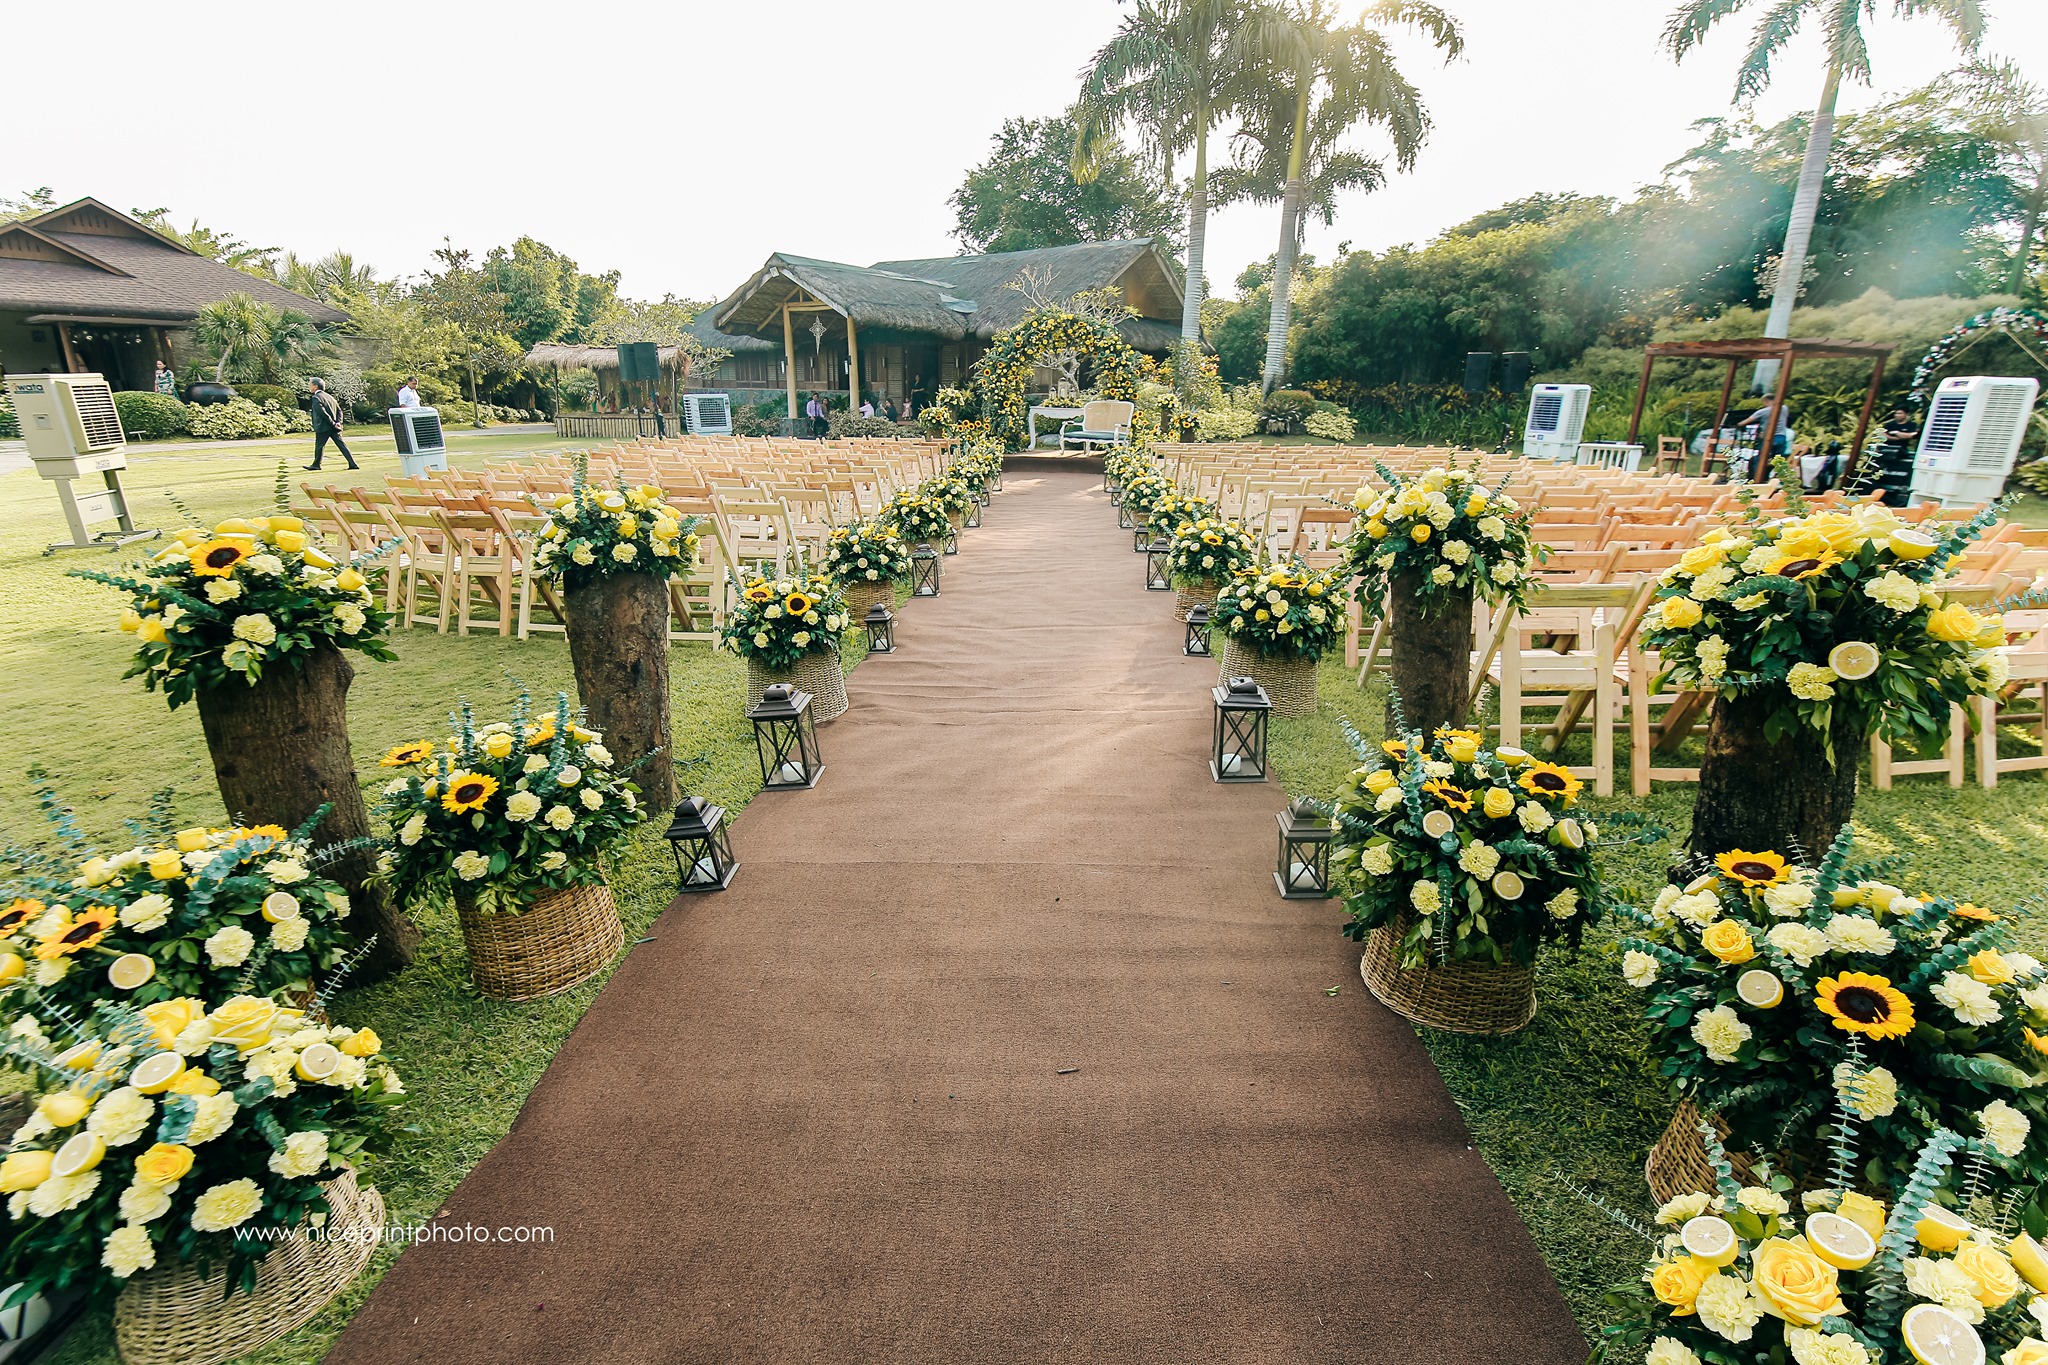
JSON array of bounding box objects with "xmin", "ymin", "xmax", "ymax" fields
[
  {"xmin": 271, "ymin": 529, "xmax": 307, "ymax": 553},
  {"xmin": 1410, "ymin": 524, "xmax": 1432, "ymax": 543},
  {"xmin": 1659, "ymin": 597, "xmax": 1703, "ymax": 630},
  {"xmin": 1366, "ymin": 521, "xmax": 1387, "ymax": 539},
  {"xmin": 483, "ymin": 732, "xmax": 515, "ymax": 761},
  {"xmin": 147, "ymin": 852, "xmax": 185, "ymax": 881},
  {"xmin": 1927, "ymin": 603, "xmax": 1983, "ymax": 643},
  {"xmin": 134, "ymin": 1142, "xmax": 196, "ymax": 1186},
  {"xmin": 37, "ymin": 1090, "xmax": 91, "ymax": 1128},
  {"xmin": 173, "ymin": 828, "xmax": 211, "ymax": 854},
  {"xmin": 1445, "ymin": 737, "xmax": 1480, "ymax": 764},
  {"xmin": 1678, "ymin": 544, "xmax": 1726, "ymax": 575},
  {"xmin": 1836, "ymin": 1191, "xmax": 1887, "ymax": 1241},
  {"xmin": 1701, "ymin": 919, "xmax": 1756, "ymax": 964},
  {"xmin": 1749, "ymin": 1237, "xmax": 1845, "ymax": 1325},
  {"xmin": 0, "ymin": 1150, "xmax": 52, "ymax": 1193},
  {"xmin": 1969, "ymin": 950, "xmax": 2017, "ymax": 986},
  {"xmin": 1482, "ymin": 788, "xmax": 1516, "ymax": 819},
  {"xmin": 1956, "ymin": 1241, "xmax": 2021, "ymax": 1308},
  {"xmin": 207, "ymin": 995, "xmax": 281, "ymax": 1050},
  {"xmin": 118, "ymin": 607, "xmax": 142, "ymax": 633},
  {"xmin": 2006, "ymin": 1340, "xmax": 2048, "ymax": 1365},
  {"xmin": 340, "ymin": 1028, "xmax": 382, "ymax": 1058},
  {"xmin": 1364, "ymin": 770, "xmax": 1396, "ymax": 794},
  {"xmin": 336, "ymin": 568, "xmax": 367, "ymax": 593},
  {"xmin": 141, "ymin": 998, "xmax": 204, "ymax": 1051},
  {"xmin": 168, "ymin": 1070, "xmax": 220, "ymax": 1097},
  {"xmin": 1649, "ymin": 1256, "xmax": 1707, "ymax": 1314}
]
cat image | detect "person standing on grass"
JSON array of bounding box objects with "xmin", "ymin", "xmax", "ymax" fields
[
  {"xmin": 304, "ymin": 378, "xmax": 358, "ymax": 472},
  {"xmin": 153, "ymin": 359, "xmax": 177, "ymax": 396},
  {"xmin": 396, "ymin": 376, "xmax": 420, "ymax": 409}
]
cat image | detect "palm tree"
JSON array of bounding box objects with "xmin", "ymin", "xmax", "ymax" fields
[
  {"xmin": 1665, "ymin": 0, "xmax": 1987, "ymax": 390},
  {"xmin": 1073, "ymin": 0, "xmax": 1248, "ymax": 344},
  {"xmin": 192, "ymin": 292, "xmax": 270, "ymax": 382},
  {"xmin": 1236, "ymin": 0, "xmax": 1463, "ymax": 392},
  {"xmin": 1947, "ymin": 58, "xmax": 2048, "ymax": 296}
]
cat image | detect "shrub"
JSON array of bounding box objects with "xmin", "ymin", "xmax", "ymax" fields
[
  {"xmin": 319, "ymin": 361, "xmax": 369, "ymax": 419},
  {"xmin": 1194, "ymin": 406, "xmax": 1259, "ymax": 441},
  {"xmin": 111, "ymin": 391, "xmax": 189, "ymax": 440},
  {"xmin": 2010, "ymin": 459, "xmax": 2048, "ymax": 498},
  {"xmin": 1303, "ymin": 407, "xmax": 1357, "ymax": 442},
  {"xmin": 0, "ymin": 389, "xmax": 16, "ymax": 440},
  {"xmin": 826, "ymin": 413, "xmax": 901, "ymax": 439},
  {"xmin": 733, "ymin": 400, "xmax": 783, "ymax": 437},
  {"xmin": 185, "ymin": 396, "xmax": 292, "ymax": 440},
  {"xmin": 1260, "ymin": 388, "xmax": 1316, "ymax": 434},
  {"xmin": 235, "ymin": 382, "xmax": 298, "ymax": 411}
]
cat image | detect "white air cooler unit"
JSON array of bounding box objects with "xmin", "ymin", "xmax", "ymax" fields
[
  {"xmin": 4, "ymin": 373, "xmax": 155, "ymax": 553},
  {"xmin": 1522, "ymin": 383, "xmax": 1589, "ymax": 461},
  {"xmin": 1909, "ymin": 376, "xmax": 2039, "ymax": 508},
  {"xmin": 388, "ymin": 406, "xmax": 449, "ymax": 475},
  {"xmin": 683, "ymin": 392, "xmax": 733, "ymax": 436}
]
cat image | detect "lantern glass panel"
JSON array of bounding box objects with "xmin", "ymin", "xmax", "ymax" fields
[
  {"xmin": 864, "ymin": 605, "xmax": 895, "ymax": 653},
  {"xmin": 750, "ymin": 687, "xmax": 823, "ymax": 789},
  {"xmin": 1117, "ymin": 502, "xmax": 1133, "ymax": 528},
  {"xmin": 1145, "ymin": 543, "xmax": 1172, "ymax": 590},
  {"xmin": 943, "ymin": 529, "xmax": 959, "ymax": 556},
  {"xmin": 666, "ymin": 798, "xmax": 738, "ymax": 892},
  {"xmin": 964, "ymin": 502, "xmax": 981, "ymax": 529},
  {"xmin": 1210, "ymin": 680, "xmax": 1271, "ymax": 783},
  {"xmin": 1184, "ymin": 606, "xmax": 1213, "ymax": 657},
  {"xmin": 1275, "ymin": 803, "xmax": 1333, "ymax": 899},
  {"xmin": 911, "ymin": 550, "xmax": 941, "ymax": 597}
]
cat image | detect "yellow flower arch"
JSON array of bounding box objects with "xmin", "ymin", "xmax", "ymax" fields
[{"xmin": 970, "ymin": 310, "xmax": 1144, "ymax": 449}]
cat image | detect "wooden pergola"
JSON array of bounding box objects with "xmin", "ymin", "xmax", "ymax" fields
[{"xmin": 1624, "ymin": 337, "xmax": 1894, "ymax": 483}]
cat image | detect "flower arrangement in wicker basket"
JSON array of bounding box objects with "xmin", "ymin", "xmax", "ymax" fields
[
  {"xmin": 822, "ymin": 518, "xmax": 911, "ymax": 619},
  {"xmin": 881, "ymin": 487, "xmax": 952, "ymax": 550},
  {"xmin": 1209, "ymin": 560, "xmax": 1345, "ymax": 717},
  {"xmin": 721, "ymin": 569, "xmax": 852, "ymax": 722},
  {"xmin": 1166, "ymin": 515, "xmax": 1258, "ymax": 620}
]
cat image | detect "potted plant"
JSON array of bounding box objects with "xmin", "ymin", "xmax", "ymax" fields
[
  {"xmin": 375, "ymin": 694, "xmax": 642, "ymax": 1000},
  {"xmin": 720, "ymin": 570, "xmax": 853, "ymax": 723},
  {"xmin": 822, "ymin": 518, "xmax": 912, "ymax": 619},
  {"xmin": 1116, "ymin": 469, "xmax": 1174, "ymax": 536},
  {"xmin": 1165, "ymin": 513, "xmax": 1258, "ymax": 621},
  {"xmin": 1621, "ymin": 831, "xmax": 2048, "ymax": 1203},
  {"xmin": 0, "ymin": 994, "xmax": 401, "ymax": 1365},
  {"xmin": 925, "ymin": 476, "xmax": 976, "ymax": 536},
  {"xmin": 1209, "ymin": 559, "xmax": 1346, "ymax": 717},
  {"xmin": 881, "ymin": 488, "xmax": 952, "ymax": 558},
  {"xmin": 532, "ymin": 468, "xmax": 703, "ymax": 811},
  {"xmin": 1331, "ymin": 720, "xmax": 1616, "ymax": 1033},
  {"xmin": 1344, "ymin": 464, "xmax": 1541, "ymax": 737}
]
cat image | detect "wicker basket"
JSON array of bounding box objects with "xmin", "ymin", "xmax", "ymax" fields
[
  {"xmin": 1218, "ymin": 638, "xmax": 1319, "ymax": 718},
  {"xmin": 747, "ymin": 650, "xmax": 849, "ymax": 724},
  {"xmin": 946, "ymin": 509, "xmax": 966, "ymax": 533},
  {"xmin": 113, "ymin": 1168, "xmax": 384, "ymax": 1365},
  {"xmin": 457, "ymin": 882, "xmax": 624, "ymax": 1002},
  {"xmin": 1173, "ymin": 578, "xmax": 1220, "ymax": 622},
  {"xmin": 1645, "ymin": 1099, "xmax": 1761, "ymax": 1204},
  {"xmin": 841, "ymin": 580, "xmax": 895, "ymax": 620},
  {"xmin": 1359, "ymin": 912, "xmax": 1536, "ymax": 1035}
]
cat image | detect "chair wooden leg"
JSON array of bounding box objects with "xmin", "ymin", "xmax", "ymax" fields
[
  {"xmin": 1592, "ymin": 675, "xmax": 1615, "ymax": 797},
  {"xmin": 1945, "ymin": 704, "xmax": 1964, "ymax": 788},
  {"xmin": 1871, "ymin": 734, "xmax": 1893, "ymax": 791},
  {"xmin": 1629, "ymin": 660, "xmax": 1651, "ymax": 797},
  {"xmin": 1975, "ymin": 694, "xmax": 1999, "ymax": 789}
]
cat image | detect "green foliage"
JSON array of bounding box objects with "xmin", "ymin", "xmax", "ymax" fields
[
  {"xmin": 185, "ymin": 398, "xmax": 293, "ymax": 441},
  {"xmin": 110, "ymin": 392, "xmax": 188, "ymax": 441},
  {"xmin": 234, "ymin": 383, "xmax": 297, "ymax": 411},
  {"xmin": 951, "ymin": 110, "xmax": 1181, "ymax": 254},
  {"xmin": 480, "ymin": 236, "xmax": 623, "ymax": 351},
  {"xmin": 1259, "ymin": 388, "xmax": 1315, "ymax": 433}
]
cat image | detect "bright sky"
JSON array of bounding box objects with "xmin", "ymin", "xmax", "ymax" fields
[{"xmin": 11, "ymin": 0, "xmax": 2046, "ymax": 308}]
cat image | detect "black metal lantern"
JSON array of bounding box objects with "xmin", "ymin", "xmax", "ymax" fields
[
  {"xmin": 1108, "ymin": 483, "xmax": 1124, "ymax": 506},
  {"xmin": 943, "ymin": 528, "xmax": 959, "ymax": 556},
  {"xmin": 1145, "ymin": 538, "xmax": 1172, "ymax": 590},
  {"xmin": 964, "ymin": 500, "xmax": 982, "ymax": 529},
  {"xmin": 665, "ymin": 796, "xmax": 738, "ymax": 892},
  {"xmin": 1211, "ymin": 676, "xmax": 1271, "ymax": 783},
  {"xmin": 911, "ymin": 547, "xmax": 942, "ymax": 596},
  {"xmin": 863, "ymin": 603, "xmax": 895, "ymax": 653},
  {"xmin": 1184, "ymin": 603, "xmax": 1213, "ymax": 657},
  {"xmin": 748, "ymin": 684, "xmax": 822, "ymax": 790},
  {"xmin": 991, "ymin": 468, "xmax": 1003, "ymax": 494},
  {"xmin": 978, "ymin": 487, "xmax": 991, "ymax": 507},
  {"xmin": 1132, "ymin": 520, "xmax": 1154, "ymax": 553},
  {"xmin": 1117, "ymin": 500, "xmax": 1134, "ymax": 529},
  {"xmin": 1275, "ymin": 797, "xmax": 1333, "ymax": 899}
]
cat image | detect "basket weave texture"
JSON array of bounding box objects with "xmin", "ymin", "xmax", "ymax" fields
[
  {"xmin": 747, "ymin": 651, "xmax": 849, "ymax": 723},
  {"xmin": 1645, "ymin": 1098, "xmax": 1760, "ymax": 1204},
  {"xmin": 113, "ymin": 1168, "xmax": 384, "ymax": 1365},
  {"xmin": 457, "ymin": 881, "xmax": 624, "ymax": 1002},
  {"xmin": 1218, "ymin": 638, "xmax": 1319, "ymax": 718},
  {"xmin": 1173, "ymin": 578, "xmax": 1220, "ymax": 622},
  {"xmin": 841, "ymin": 580, "xmax": 895, "ymax": 620},
  {"xmin": 1359, "ymin": 912, "xmax": 1536, "ymax": 1035}
]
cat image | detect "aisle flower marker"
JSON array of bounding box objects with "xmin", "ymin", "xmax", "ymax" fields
[
  {"xmin": 822, "ymin": 517, "xmax": 912, "ymax": 620},
  {"xmin": 1166, "ymin": 513, "xmax": 1258, "ymax": 621},
  {"xmin": 1209, "ymin": 559, "xmax": 1346, "ymax": 717},
  {"xmin": 719, "ymin": 568, "xmax": 853, "ymax": 722}
]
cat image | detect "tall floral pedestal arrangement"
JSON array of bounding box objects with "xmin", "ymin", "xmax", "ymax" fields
[
  {"xmin": 1343, "ymin": 465, "xmax": 1539, "ymax": 740},
  {"xmin": 1211, "ymin": 561, "xmax": 1345, "ymax": 718},
  {"xmin": 1641, "ymin": 503, "xmax": 2009, "ymax": 861},
  {"xmin": 75, "ymin": 506, "xmax": 420, "ymax": 978},
  {"xmin": 377, "ymin": 693, "xmax": 645, "ymax": 1000},
  {"xmin": 535, "ymin": 474, "xmax": 704, "ymax": 813},
  {"xmin": 823, "ymin": 517, "xmax": 911, "ymax": 621},
  {"xmin": 723, "ymin": 571, "xmax": 853, "ymax": 722},
  {"xmin": 1330, "ymin": 724, "xmax": 1616, "ymax": 1034}
]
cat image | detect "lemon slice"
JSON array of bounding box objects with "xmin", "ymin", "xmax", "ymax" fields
[
  {"xmin": 1421, "ymin": 810, "xmax": 1455, "ymax": 839},
  {"xmin": 1491, "ymin": 871, "xmax": 1525, "ymax": 900},
  {"xmin": 1890, "ymin": 529, "xmax": 1939, "ymax": 562},
  {"xmin": 0, "ymin": 952, "xmax": 24, "ymax": 984},
  {"xmin": 2005, "ymin": 1231, "xmax": 2048, "ymax": 1293},
  {"xmin": 1553, "ymin": 818, "xmax": 1585, "ymax": 850},
  {"xmin": 1902, "ymin": 1303, "xmax": 1985, "ymax": 1365},
  {"xmin": 54, "ymin": 1041, "xmax": 101, "ymax": 1071},
  {"xmin": 1684, "ymin": 873, "xmax": 1720, "ymax": 895},
  {"xmin": 107, "ymin": 953, "xmax": 155, "ymax": 990},
  {"xmin": 1680, "ymin": 1214, "xmax": 1739, "ymax": 1266},
  {"xmin": 261, "ymin": 892, "xmax": 301, "ymax": 923},
  {"xmin": 1828, "ymin": 641, "xmax": 1881, "ymax": 681},
  {"xmin": 294, "ymin": 1042, "xmax": 341, "ymax": 1082},
  {"xmin": 1736, "ymin": 969, "xmax": 1785, "ymax": 1009},
  {"xmin": 1495, "ymin": 746, "xmax": 1531, "ymax": 766},
  {"xmin": 1803, "ymin": 1211, "xmax": 1876, "ymax": 1269},
  {"xmin": 1916, "ymin": 1204, "xmax": 1973, "ymax": 1252},
  {"xmin": 50, "ymin": 1131, "xmax": 105, "ymax": 1178},
  {"xmin": 129, "ymin": 1052, "xmax": 184, "ymax": 1095}
]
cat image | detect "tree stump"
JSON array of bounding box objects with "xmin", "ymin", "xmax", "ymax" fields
[
  {"xmin": 196, "ymin": 643, "xmax": 420, "ymax": 981},
  {"xmin": 1688, "ymin": 691, "xmax": 1859, "ymax": 864},
  {"xmin": 1386, "ymin": 573, "xmax": 1473, "ymax": 740},
  {"xmin": 564, "ymin": 572, "xmax": 675, "ymax": 811}
]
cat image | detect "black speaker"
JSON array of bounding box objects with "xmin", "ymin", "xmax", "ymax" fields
[
  {"xmin": 617, "ymin": 342, "xmax": 659, "ymax": 384},
  {"xmin": 1500, "ymin": 352, "xmax": 1532, "ymax": 394},
  {"xmin": 1463, "ymin": 352, "xmax": 1493, "ymax": 394}
]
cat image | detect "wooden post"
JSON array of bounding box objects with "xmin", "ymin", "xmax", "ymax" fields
[
  {"xmin": 1706, "ymin": 360, "xmax": 1738, "ymax": 468},
  {"xmin": 782, "ymin": 303, "xmax": 797, "ymax": 422},
  {"xmin": 1760, "ymin": 347, "xmax": 1795, "ymax": 479},
  {"xmin": 564, "ymin": 573, "xmax": 676, "ymax": 811},
  {"xmin": 1625, "ymin": 350, "xmax": 1656, "ymax": 445},
  {"xmin": 1843, "ymin": 354, "xmax": 1888, "ymax": 489},
  {"xmin": 846, "ymin": 316, "xmax": 860, "ymax": 417},
  {"xmin": 56, "ymin": 322, "xmax": 82, "ymax": 372},
  {"xmin": 1386, "ymin": 574, "xmax": 1473, "ymax": 739},
  {"xmin": 154, "ymin": 327, "xmax": 174, "ymax": 368}
]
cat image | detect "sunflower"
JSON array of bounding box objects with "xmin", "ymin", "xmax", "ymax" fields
[
  {"xmin": 381, "ymin": 742, "xmax": 435, "ymax": 768},
  {"xmin": 1422, "ymin": 780, "xmax": 1473, "ymax": 812},
  {"xmin": 1766, "ymin": 549, "xmax": 1844, "ymax": 581},
  {"xmin": 1518, "ymin": 762, "xmax": 1582, "ymax": 805},
  {"xmin": 1711, "ymin": 849, "xmax": 1790, "ymax": 889},
  {"xmin": 743, "ymin": 583, "xmax": 775, "ymax": 603},
  {"xmin": 0, "ymin": 899, "xmax": 41, "ymax": 937},
  {"xmin": 1381, "ymin": 739, "xmax": 1410, "ymax": 761},
  {"xmin": 33, "ymin": 905, "xmax": 116, "ymax": 960},
  {"xmin": 1816, "ymin": 972, "xmax": 1916, "ymax": 1040},
  {"xmin": 525, "ymin": 717, "xmax": 557, "ymax": 748},
  {"xmin": 441, "ymin": 771, "xmax": 500, "ymax": 814},
  {"xmin": 1953, "ymin": 902, "xmax": 2001, "ymax": 924},
  {"xmin": 784, "ymin": 592, "xmax": 815, "ymax": 616},
  {"xmin": 189, "ymin": 540, "xmax": 250, "ymax": 578},
  {"xmin": 1433, "ymin": 726, "xmax": 1484, "ymax": 745}
]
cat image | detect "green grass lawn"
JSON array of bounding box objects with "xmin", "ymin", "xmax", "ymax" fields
[
  {"xmin": 0, "ymin": 436, "xmax": 887, "ymax": 1364},
  {"xmin": 1270, "ymin": 655, "xmax": 2048, "ymax": 1344}
]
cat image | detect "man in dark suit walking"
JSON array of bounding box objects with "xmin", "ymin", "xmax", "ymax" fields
[{"xmin": 305, "ymin": 378, "xmax": 358, "ymax": 471}]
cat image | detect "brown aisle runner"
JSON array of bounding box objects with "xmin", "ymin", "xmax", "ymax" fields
[{"xmin": 329, "ymin": 467, "xmax": 1585, "ymax": 1364}]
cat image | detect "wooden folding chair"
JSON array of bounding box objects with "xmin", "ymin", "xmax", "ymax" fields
[
  {"xmin": 1491, "ymin": 581, "xmax": 1650, "ymax": 798},
  {"xmin": 1975, "ymin": 605, "xmax": 2048, "ymax": 788}
]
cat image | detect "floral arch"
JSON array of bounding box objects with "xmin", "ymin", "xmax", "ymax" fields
[
  {"xmin": 971, "ymin": 310, "xmax": 1144, "ymax": 448},
  {"xmin": 1910, "ymin": 306, "xmax": 2048, "ymax": 403}
]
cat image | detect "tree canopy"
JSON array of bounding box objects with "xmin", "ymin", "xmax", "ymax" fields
[{"xmin": 950, "ymin": 111, "xmax": 1182, "ymax": 255}]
